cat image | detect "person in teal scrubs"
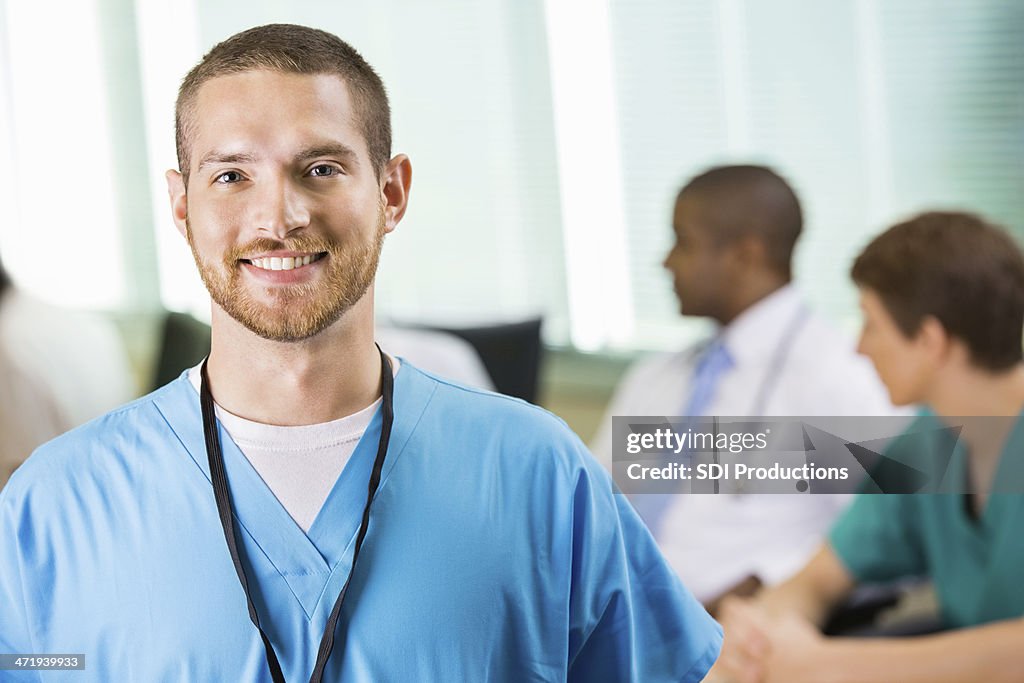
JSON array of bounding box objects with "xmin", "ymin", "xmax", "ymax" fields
[
  {"xmin": 830, "ymin": 411, "xmax": 1024, "ymax": 631},
  {"xmin": 709, "ymin": 211, "xmax": 1024, "ymax": 683},
  {"xmin": 0, "ymin": 24, "xmax": 721, "ymax": 682}
]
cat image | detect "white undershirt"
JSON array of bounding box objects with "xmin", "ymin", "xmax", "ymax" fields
[{"xmin": 187, "ymin": 357, "xmax": 400, "ymax": 533}]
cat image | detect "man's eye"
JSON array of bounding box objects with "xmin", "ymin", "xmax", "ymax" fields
[
  {"xmin": 215, "ymin": 171, "xmax": 243, "ymax": 184},
  {"xmin": 309, "ymin": 164, "xmax": 339, "ymax": 177}
]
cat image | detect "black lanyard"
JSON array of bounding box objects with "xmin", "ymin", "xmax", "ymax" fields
[{"xmin": 200, "ymin": 348, "xmax": 394, "ymax": 683}]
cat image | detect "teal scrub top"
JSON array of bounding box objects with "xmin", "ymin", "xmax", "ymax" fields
[
  {"xmin": 0, "ymin": 363, "xmax": 721, "ymax": 682},
  {"xmin": 830, "ymin": 412, "xmax": 1024, "ymax": 628}
]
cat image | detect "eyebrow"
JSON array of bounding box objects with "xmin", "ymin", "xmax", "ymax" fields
[
  {"xmin": 196, "ymin": 151, "xmax": 258, "ymax": 171},
  {"xmin": 195, "ymin": 144, "xmax": 360, "ymax": 172},
  {"xmin": 293, "ymin": 143, "xmax": 360, "ymax": 167}
]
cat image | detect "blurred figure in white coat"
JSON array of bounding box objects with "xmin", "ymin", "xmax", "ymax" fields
[
  {"xmin": 591, "ymin": 165, "xmax": 896, "ymax": 607},
  {"xmin": 0, "ymin": 255, "xmax": 135, "ymax": 488}
]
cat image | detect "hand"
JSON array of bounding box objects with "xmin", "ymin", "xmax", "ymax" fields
[
  {"xmin": 758, "ymin": 613, "xmax": 831, "ymax": 683},
  {"xmin": 705, "ymin": 574, "xmax": 764, "ymax": 618},
  {"xmin": 712, "ymin": 596, "xmax": 772, "ymax": 683}
]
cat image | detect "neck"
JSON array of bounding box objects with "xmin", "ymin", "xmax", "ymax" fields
[
  {"xmin": 927, "ymin": 363, "xmax": 1024, "ymax": 418},
  {"xmin": 717, "ymin": 275, "xmax": 789, "ymax": 326},
  {"xmin": 927, "ymin": 364, "xmax": 1024, "ymax": 478},
  {"xmin": 205, "ymin": 295, "xmax": 382, "ymax": 426}
]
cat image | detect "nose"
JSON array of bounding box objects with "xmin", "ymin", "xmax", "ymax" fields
[
  {"xmin": 663, "ymin": 247, "xmax": 684, "ymax": 279},
  {"xmin": 253, "ymin": 175, "xmax": 311, "ymax": 239},
  {"xmin": 662, "ymin": 247, "xmax": 676, "ymax": 271}
]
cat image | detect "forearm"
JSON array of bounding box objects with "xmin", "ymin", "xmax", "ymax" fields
[
  {"xmin": 754, "ymin": 544, "xmax": 855, "ymax": 628},
  {"xmin": 754, "ymin": 578, "xmax": 836, "ymax": 628},
  {"xmin": 821, "ymin": 619, "xmax": 1024, "ymax": 683}
]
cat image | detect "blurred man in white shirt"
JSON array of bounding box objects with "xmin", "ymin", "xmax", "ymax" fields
[{"xmin": 591, "ymin": 165, "xmax": 896, "ymax": 606}]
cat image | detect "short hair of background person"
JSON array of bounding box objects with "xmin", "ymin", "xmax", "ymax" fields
[
  {"xmin": 678, "ymin": 164, "xmax": 802, "ymax": 278},
  {"xmin": 851, "ymin": 211, "xmax": 1024, "ymax": 372},
  {"xmin": 666, "ymin": 164, "xmax": 803, "ymax": 324},
  {"xmin": 175, "ymin": 23, "xmax": 392, "ymax": 187}
]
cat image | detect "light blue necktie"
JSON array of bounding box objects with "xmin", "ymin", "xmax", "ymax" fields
[
  {"xmin": 632, "ymin": 338, "xmax": 735, "ymax": 534},
  {"xmin": 683, "ymin": 338, "xmax": 735, "ymax": 418}
]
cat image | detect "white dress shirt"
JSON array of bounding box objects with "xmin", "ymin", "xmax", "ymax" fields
[{"xmin": 591, "ymin": 285, "xmax": 898, "ymax": 601}]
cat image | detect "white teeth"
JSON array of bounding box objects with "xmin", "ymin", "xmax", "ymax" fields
[{"xmin": 248, "ymin": 254, "xmax": 322, "ymax": 271}]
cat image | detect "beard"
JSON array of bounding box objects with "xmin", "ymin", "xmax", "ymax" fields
[{"xmin": 187, "ymin": 206, "xmax": 386, "ymax": 342}]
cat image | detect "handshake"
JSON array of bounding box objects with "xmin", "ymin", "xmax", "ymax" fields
[{"xmin": 705, "ymin": 596, "xmax": 830, "ymax": 683}]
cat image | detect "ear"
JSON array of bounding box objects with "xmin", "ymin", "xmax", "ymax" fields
[
  {"xmin": 733, "ymin": 235, "xmax": 769, "ymax": 268},
  {"xmin": 166, "ymin": 169, "xmax": 189, "ymax": 239},
  {"xmin": 915, "ymin": 315, "xmax": 953, "ymax": 363},
  {"xmin": 380, "ymin": 154, "xmax": 412, "ymax": 233}
]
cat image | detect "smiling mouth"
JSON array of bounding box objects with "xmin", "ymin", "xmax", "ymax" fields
[{"xmin": 241, "ymin": 252, "xmax": 327, "ymax": 271}]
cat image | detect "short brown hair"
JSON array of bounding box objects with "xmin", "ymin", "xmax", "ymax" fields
[
  {"xmin": 175, "ymin": 24, "xmax": 391, "ymax": 187},
  {"xmin": 852, "ymin": 211, "xmax": 1024, "ymax": 371}
]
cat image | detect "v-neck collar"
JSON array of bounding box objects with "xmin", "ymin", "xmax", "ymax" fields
[
  {"xmin": 154, "ymin": 361, "xmax": 437, "ymax": 618},
  {"xmin": 949, "ymin": 412, "xmax": 1024, "ymax": 534}
]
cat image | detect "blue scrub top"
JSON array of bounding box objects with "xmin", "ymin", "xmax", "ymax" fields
[{"xmin": 0, "ymin": 363, "xmax": 721, "ymax": 681}]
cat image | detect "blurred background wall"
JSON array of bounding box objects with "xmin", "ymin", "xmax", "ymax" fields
[{"xmin": 0, "ymin": 0, "xmax": 1021, "ymax": 441}]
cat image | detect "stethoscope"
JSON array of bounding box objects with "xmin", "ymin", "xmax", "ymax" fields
[
  {"xmin": 700, "ymin": 304, "xmax": 811, "ymax": 493},
  {"xmin": 748, "ymin": 304, "xmax": 811, "ymax": 416}
]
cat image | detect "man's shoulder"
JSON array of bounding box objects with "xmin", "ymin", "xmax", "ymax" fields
[
  {"xmin": 789, "ymin": 309, "xmax": 874, "ymax": 372},
  {"xmin": 409, "ymin": 363, "xmax": 577, "ymax": 439},
  {"xmin": 773, "ymin": 310, "xmax": 894, "ymax": 412},
  {"xmin": 881, "ymin": 410, "xmax": 953, "ymax": 466},
  {"xmin": 792, "ymin": 315, "xmax": 867, "ymax": 373},
  {"xmin": 397, "ymin": 362, "xmax": 598, "ymax": 485}
]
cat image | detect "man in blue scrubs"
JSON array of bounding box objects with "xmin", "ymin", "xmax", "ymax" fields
[
  {"xmin": 0, "ymin": 24, "xmax": 720, "ymax": 682},
  {"xmin": 709, "ymin": 211, "xmax": 1024, "ymax": 682}
]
